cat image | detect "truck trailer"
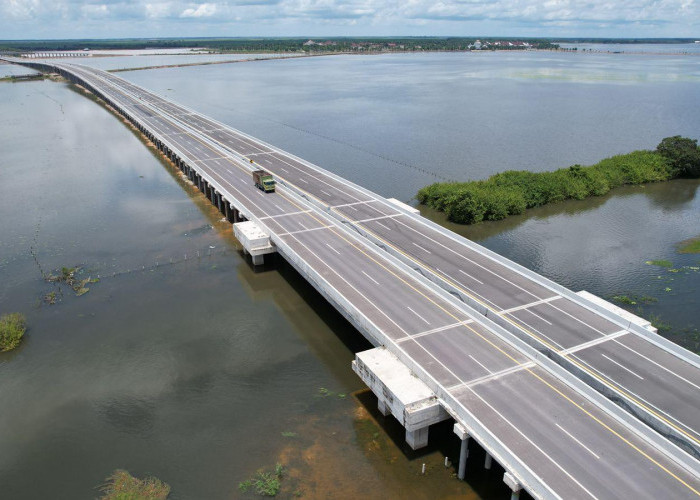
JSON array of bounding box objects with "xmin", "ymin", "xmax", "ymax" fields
[{"xmin": 252, "ymin": 170, "xmax": 276, "ymax": 193}]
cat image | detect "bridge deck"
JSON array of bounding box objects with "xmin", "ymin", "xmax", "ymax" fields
[
  {"xmin": 72, "ymin": 63, "xmax": 700, "ymax": 455},
  {"xmin": 7, "ymin": 58, "xmax": 700, "ymax": 499}
]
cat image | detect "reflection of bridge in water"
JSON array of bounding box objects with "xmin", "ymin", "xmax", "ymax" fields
[{"xmin": 6, "ymin": 56, "xmax": 700, "ymax": 499}]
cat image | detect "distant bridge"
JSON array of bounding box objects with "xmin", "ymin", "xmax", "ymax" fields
[{"xmin": 5, "ymin": 57, "xmax": 700, "ymax": 499}]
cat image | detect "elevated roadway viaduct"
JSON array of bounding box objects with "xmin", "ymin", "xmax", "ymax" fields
[{"xmin": 6, "ymin": 57, "xmax": 700, "ymax": 499}]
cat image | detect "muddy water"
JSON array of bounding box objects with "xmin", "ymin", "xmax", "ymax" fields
[{"xmin": 0, "ymin": 79, "xmax": 489, "ymax": 499}]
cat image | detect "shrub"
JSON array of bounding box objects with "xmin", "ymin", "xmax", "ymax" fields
[
  {"xmin": 417, "ymin": 137, "xmax": 696, "ymax": 225},
  {"xmin": 0, "ymin": 313, "xmax": 26, "ymax": 352}
]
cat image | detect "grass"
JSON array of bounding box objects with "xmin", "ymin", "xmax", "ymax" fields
[
  {"xmin": 611, "ymin": 294, "xmax": 657, "ymax": 306},
  {"xmin": 46, "ymin": 265, "xmax": 99, "ymax": 296},
  {"xmin": 417, "ymin": 137, "xmax": 699, "ymax": 225},
  {"xmin": 645, "ymin": 259, "xmax": 673, "ymax": 268},
  {"xmin": 99, "ymin": 469, "xmax": 170, "ymax": 500},
  {"xmin": 0, "ymin": 313, "xmax": 27, "ymax": 352},
  {"xmin": 678, "ymin": 236, "xmax": 700, "ymax": 254},
  {"xmin": 239, "ymin": 463, "xmax": 285, "ymax": 497}
]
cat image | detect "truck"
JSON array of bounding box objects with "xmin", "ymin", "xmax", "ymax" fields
[{"xmin": 252, "ymin": 170, "xmax": 276, "ymax": 193}]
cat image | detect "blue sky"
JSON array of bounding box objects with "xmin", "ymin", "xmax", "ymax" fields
[{"xmin": 1, "ymin": 0, "xmax": 698, "ymax": 40}]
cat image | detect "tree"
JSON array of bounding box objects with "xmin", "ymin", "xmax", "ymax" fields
[{"xmin": 656, "ymin": 136, "xmax": 700, "ymax": 178}]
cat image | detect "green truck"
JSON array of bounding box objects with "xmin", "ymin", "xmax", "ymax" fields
[{"xmin": 252, "ymin": 169, "xmax": 276, "ymax": 193}]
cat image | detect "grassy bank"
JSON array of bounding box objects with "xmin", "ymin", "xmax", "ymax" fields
[
  {"xmin": 417, "ymin": 136, "xmax": 700, "ymax": 225},
  {"xmin": 0, "ymin": 313, "xmax": 26, "ymax": 352}
]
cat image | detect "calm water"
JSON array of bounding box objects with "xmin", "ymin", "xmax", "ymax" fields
[{"xmin": 1, "ymin": 49, "xmax": 699, "ymax": 498}]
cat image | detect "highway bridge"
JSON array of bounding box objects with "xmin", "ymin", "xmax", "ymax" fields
[{"xmin": 5, "ymin": 57, "xmax": 700, "ymax": 499}]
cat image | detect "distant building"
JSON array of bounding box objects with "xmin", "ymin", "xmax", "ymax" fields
[
  {"xmin": 473, "ymin": 40, "xmax": 482, "ymax": 50},
  {"xmin": 303, "ymin": 40, "xmax": 316, "ymax": 46}
]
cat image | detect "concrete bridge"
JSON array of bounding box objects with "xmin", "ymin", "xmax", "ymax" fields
[
  {"xmin": 5, "ymin": 57, "xmax": 700, "ymax": 499},
  {"xmin": 21, "ymin": 52, "xmax": 89, "ymax": 59}
]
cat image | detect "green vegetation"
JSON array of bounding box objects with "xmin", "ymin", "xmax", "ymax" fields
[
  {"xmin": 280, "ymin": 431, "xmax": 297, "ymax": 438},
  {"xmin": 99, "ymin": 469, "xmax": 170, "ymax": 500},
  {"xmin": 239, "ymin": 463, "xmax": 286, "ymax": 497},
  {"xmin": 611, "ymin": 295, "xmax": 657, "ymax": 306},
  {"xmin": 646, "ymin": 259, "xmax": 673, "ymax": 268},
  {"xmin": 0, "ymin": 37, "xmax": 558, "ymax": 55},
  {"xmin": 0, "ymin": 313, "xmax": 27, "ymax": 352},
  {"xmin": 417, "ymin": 137, "xmax": 700, "ymax": 225},
  {"xmin": 678, "ymin": 236, "xmax": 700, "ymax": 254},
  {"xmin": 46, "ymin": 266, "xmax": 99, "ymax": 296}
]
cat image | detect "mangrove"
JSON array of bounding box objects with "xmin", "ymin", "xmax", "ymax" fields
[{"xmin": 417, "ymin": 136, "xmax": 700, "ymax": 225}]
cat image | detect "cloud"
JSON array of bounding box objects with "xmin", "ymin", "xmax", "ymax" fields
[
  {"xmin": 180, "ymin": 2, "xmax": 217, "ymax": 17},
  {"xmin": 0, "ymin": 0, "xmax": 698, "ymax": 37}
]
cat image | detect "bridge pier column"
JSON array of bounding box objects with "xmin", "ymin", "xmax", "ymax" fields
[
  {"xmin": 233, "ymin": 209, "xmax": 240, "ymax": 223},
  {"xmin": 377, "ymin": 398, "xmax": 390, "ymax": 417},
  {"xmin": 454, "ymin": 423, "xmax": 469, "ymax": 480},
  {"xmin": 484, "ymin": 452, "xmax": 492, "ymax": 470},
  {"xmin": 224, "ymin": 201, "xmax": 231, "ymax": 222},
  {"xmin": 503, "ymin": 472, "xmax": 522, "ymax": 500},
  {"xmin": 251, "ymin": 254, "xmax": 264, "ymax": 266},
  {"xmin": 405, "ymin": 428, "xmax": 429, "ymax": 450}
]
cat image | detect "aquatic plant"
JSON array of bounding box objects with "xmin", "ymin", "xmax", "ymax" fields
[
  {"xmin": 99, "ymin": 469, "xmax": 170, "ymax": 499},
  {"xmin": 0, "ymin": 313, "xmax": 26, "ymax": 352},
  {"xmin": 677, "ymin": 236, "xmax": 700, "ymax": 254},
  {"xmin": 239, "ymin": 463, "xmax": 285, "ymax": 497},
  {"xmin": 417, "ymin": 137, "xmax": 699, "ymax": 225}
]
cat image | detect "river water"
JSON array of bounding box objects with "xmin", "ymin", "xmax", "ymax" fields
[{"xmin": 0, "ymin": 48, "xmax": 698, "ymax": 498}]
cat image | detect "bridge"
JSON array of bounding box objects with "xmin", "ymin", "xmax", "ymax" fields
[{"xmin": 5, "ymin": 57, "xmax": 700, "ymax": 499}]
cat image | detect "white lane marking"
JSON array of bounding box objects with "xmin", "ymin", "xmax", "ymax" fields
[
  {"xmin": 274, "ymin": 204, "xmax": 284, "ymax": 211},
  {"xmin": 325, "ymin": 243, "xmax": 341, "ymax": 255},
  {"xmin": 259, "ymin": 210, "xmax": 312, "ymax": 220},
  {"xmin": 298, "ymin": 178, "xmax": 308, "ymax": 184},
  {"xmin": 555, "ymin": 424, "xmax": 601, "ymax": 460},
  {"xmin": 560, "ymin": 330, "xmax": 628, "ymax": 355},
  {"xmin": 406, "ymin": 306, "xmax": 431, "ymax": 326},
  {"xmin": 601, "ymin": 354, "xmax": 644, "ymax": 380},
  {"xmin": 353, "ymin": 214, "xmax": 400, "ymax": 224},
  {"xmin": 412, "ymin": 242, "xmax": 432, "ymax": 254},
  {"xmin": 505, "ymin": 313, "xmax": 567, "ymax": 351},
  {"xmin": 321, "ymin": 189, "xmax": 333, "ymax": 197},
  {"xmin": 499, "ymin": 296, "xmax": 562, "ymax": 315},
  {"xmin": 298, "ymin": 222, "xmax": 308, "ymax": 230},
  {"xmin": 612, "ymin": 338, "xmax": 700, "ymax": 392},
  {"xmin": 361, "ymin": 270, "xmax": 380, "ymax": 286},
  {"xmin": 376, "ymin": 221, "xmax": 392, "ymax": 231},
  {"xmin": 397, "ymin": 320, "xmax": 475, "ymax": 343},
  {"xmin": 469, "ymin": 355, "xmax": 492, "ymax": 375},
  {"xmin": 348, "ymin": 205, "xmax": 358, "ymax": 211},
  {"xmin": 280, "ymin": 167, "xmax": 289, "ymax": 173},
  {"xmin": 278, "ymin": 226, "xmax": 331, "ymax": 237},
  {"xmin": 333, "ymin": 200, "xmax": 375, "ymax": 209},
  {"xmin": 448, "ymin": 362, "xmax": 535, "ymax": 390},
  {"xmin": 458, "ymin": 269, "xmax": 484, "ymax": 285},
  {"xmin": 525, "ymin": 308, "xmax": 553, "ymax": 326}
]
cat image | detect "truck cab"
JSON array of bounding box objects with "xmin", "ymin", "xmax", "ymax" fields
[{"xmin": 253, "ymin": 169, "xmax": 276, "ymax": 193}]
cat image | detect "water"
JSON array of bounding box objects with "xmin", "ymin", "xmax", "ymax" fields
[{"xmin": 1, "ymin": 48, "xmax": 698, "ymax": 498}]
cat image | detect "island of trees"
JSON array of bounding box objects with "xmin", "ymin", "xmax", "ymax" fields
[{"xmin": 417, "ymin": 136, "xmax": 700, "ymax": 225}]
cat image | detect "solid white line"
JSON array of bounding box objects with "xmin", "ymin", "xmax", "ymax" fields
[
  {"xmin": 396, "ymin": 320, "xmax": 475, "ymax": 343},
  {"xmin": 555, "ymin": 424, "xmax": 600, "ymax": 460},
  {"xmin": 259, "ymin": 210, "xmax": 312, "ymax": 220},
  {"xmin": 376, "ymin": 221, "xmax": 392, "ymax": 231},
  {"xmin": 321, "ymin": 189, "xmax": 333, "ymax": 197},
  {"xmin": 412, "ymin": 242, "xmax": 432, "ymax": 254},
  {"xmin": 458, "ymin": 268, "xmax": 484, "ymax": 285},
  {"xmin": 278, "ymin": 226, "xmax": 330, "ymax": 237},
  {"xmin": 601, "ymin": 354, "xmax": 644, "ymax": 380},
  {"xmin": 333, "ymin": 200, "xmax": 374, "ymax": 209},
  {"xmin": 499, "ymin": 296, "xmax": 562, "ymax": 315},
  {"xmin": 325, "ymin": 243, "xmax": 341, "ymax": 255},
  {"xmin": 612, "ymin": 338, "xmax": 700, "ymax": 392},
  {"xmin": 448, "ymin": 362, "xmax": 535, "ymax": 390},
  {"xmin": 406, "ymin": 306, "xmax": 431, "ymax": 326},
  {"xmin": 361, "ymin": 270, "xmax": 380, "ymax": 286},
  {"xmin": 353, "ymin": 214, "xmax": 400, "ymax": 224},
  {"xmin": 560, "ymin": 330, "xmax": 628, "ymax": 355}
]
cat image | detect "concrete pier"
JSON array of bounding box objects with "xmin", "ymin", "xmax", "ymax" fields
[
  {"xmin": 454, "ymin": 423, "xmax": 470, "ymax": 480},
  {"xmin": 233, "ymin": 220, "xmax": 276, "ymax": 266},
  {"xmin": 352, "ymin": 347, "xmax": 450, "ymax": 450}
]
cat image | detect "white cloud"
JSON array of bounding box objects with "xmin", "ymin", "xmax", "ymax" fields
[
  {"xmin": 0, "ymin": 0, "xmax": 698, "ymax": 37},
  {"xmin": 180, "ymin": 2, "xmax": 217, "ymax": 17}
]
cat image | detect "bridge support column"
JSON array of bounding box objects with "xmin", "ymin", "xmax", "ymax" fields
[
  {"xmin": 484, "ymin": 452, "xmax": 492, "ymax": 470},
  {"xmin": 406, "ymin": 428, "xmax": 429, "ymax": 450},
  {"xmin": 454, "ymin": 423, "xmax": 469, "ymax": 480},
  {"xmin": 224, "ymin": 201, "xmax": 231, "ymax": 222},
  {"xmin": 503, "ymin": 472, "xmax": 522, "ymax": 500},
  {"xmin": 377, "ymin": 398, "xmax": 390, "ymax": 417}
]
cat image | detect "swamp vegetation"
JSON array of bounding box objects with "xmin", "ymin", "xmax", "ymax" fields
[
  {"xmin": 0, "ymin": 313, "xmax": 26, "ymax": 352},
  {"xmin": 418, "ymin": 136, "xmax": 700, "ymax": 224}
]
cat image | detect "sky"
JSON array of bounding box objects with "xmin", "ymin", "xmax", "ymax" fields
[{"xmin": 0, "ymin": 0, "xmax": 698, "ymax": 40}]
